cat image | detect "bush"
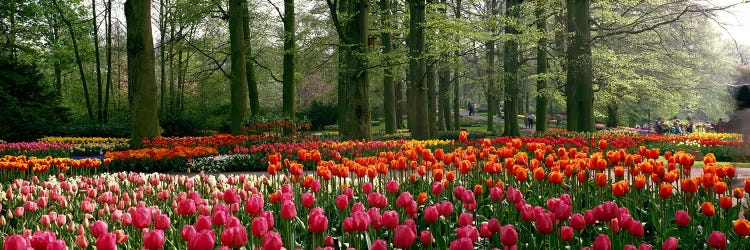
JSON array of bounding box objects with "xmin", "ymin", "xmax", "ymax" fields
[
  {"xmin": 60, "ymin": 120, "xmax": 131, "ymax": 138},
  {"xmin": 302, "ymin": 101, "xmax": 337, "ymax": 131},
  {"xmin": 161, "ymin": 115, "xmax": 202, "ymax": 137},
  {"xmin": 0, "ymin": 56, "xmax": 69, "ymax": 142},
  {"xmin": 459, "ymin": 117, "xmax": 485, "ymax": 127}
]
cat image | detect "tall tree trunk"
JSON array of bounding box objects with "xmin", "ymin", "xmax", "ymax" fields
[
  {"xmin": 104, "ymin": 0, "xmax": 113, "ymax": 122},
  {"xmin": 566, "ymin": 0, "xmax": 593, "ymax": 132},
  {"xmin": 343, "ymin": 0, "xmax": 371, "ymax": 140},
  {"xmin": 408, "ymin": 0, "xmax": 429, "ymax": 139},
  {"xmin": 535, "ymin": 1, "xmax": 548, "ymax": 132},
  {"xmin": 606, "ymin": 103, "xmax": 618, "ymax": 128},
  {"xmin": 439, "ymin": 66, "xmax": 450, "ymax": 131},
  {"xmin": 282, "ymin": 0, "xmax": 296, "ymax": 134},
  {"xmin": 427, "ymin": 61, "xmax": 437, "ymax": 137},
  {"xmin": 381, "ymin": 0, "xmax": 397, "ymax": 134},
  {"xmin": 125, "ymin": 0, "xmax": 160, "ymax": 149},
  {"xmin": 229, "ymin": 0, "xmax": 249, "ymax": 135},
  {"xmin": 177, "ymin": 49, "xmax": 184, "ymax": 115},
  {"xmin": 502, "ymin": 0, "xmax": 521, "ymax": 136},
  {"xmin": 53, "ymin": 0, "xmax": 94, "ymax": 121},
  {"xmin": 9, "ymin": 0, "xmax": 16, "ymax": 60},
  {"xmin": 92, "ymin": 0, "xmax": 104, "ymax": 122},
  {"xmin": 396, "ymin": 79, "xmax": 405, "ymax": 129},
  {"xmin": 453, "ymin": 0, "xmax": 461, "ymax": 131},
  {"xmin": 242, "ymin": 0, "xmax": 260, "ymax": 116},
  {"xmin": 337, "ymin": 41, "xmax": 348, "ymax": 137},
  {"xmin": 159, "ymin": 0, "xmax": 167, "ymax": 119},
  {"xmin": 486, "ymin": 39, "xmax": 496, "ymax": 134}
]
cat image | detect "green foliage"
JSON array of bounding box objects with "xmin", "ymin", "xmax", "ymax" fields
[
  {"xmin": 60, "ymin": 120, "xmax": 130, "ymax": 138},
  {"xmin": 0, "ymin": 56, "xmax": 69, "ymax": 142},
  {"xmin": 302, "ymin": 101, "xmax": 337, "ymax": 131}
]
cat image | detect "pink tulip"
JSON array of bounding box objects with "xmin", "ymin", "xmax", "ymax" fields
[
  {"xmin": 382, "ymin": 210, "xmax": 399, "ymax": 229},
  {"xmin": 280, "ymin": 200, "xmax": 297, "ymax": 219},
  {"xmin": 592, "ymin": 234, "xmax": 611, "ymax": 250},
  {"xmin": 155, "ymin": 214, "xmax": 170, "ymax": 230},
  {"xmin": 420, "ymin": 230, "xmax": 433, "ymax": 245},
  {"xmin": 195, "ymin": 216, "xmax": 212, "ymax": 232},
  {"xmin": 262, "ymin": 231, "xmax": 283, "ymax": 250},
  {"xmin": 30, "ymin": 230, "xmax": 56, "ymax": 250},
  {"xmin": 559, "ymin": 226, "xmax": 574, "ymax": 241},
  {"xmin": 674, "ymin": 210, "xmax": 690, "ymax": 227},
  {"xmin": 221, "ymin": 226, "xmax": 248, "ymax": 248},
  {"xmin": 132, "ymin": 207, "xmax": 152, "ymax": 229},
  {"xmin": 302, "ymin": 193, "xmax": 315, "ymax": 208},
  {"xmin": 362, "ymin": 182, "xmax": 372, "ymax": 194},
  {"xmin": 178, "ymin": 199, "xmax": 196, "ymax": 216},
  {"xmin": 396, "ymin": 192, "xmax": 414, "ymax": 208},
  {"xmin": 181, "ymin": 225, "xmax": 197, "ymax": 241},
  {"xmin": 96, "ymin": 233, "xmax": 117, "ymax": 250},
  {"xmin": 432, "ymin": 182, "xmax": 444, "ymax": 195},
  {"xmin": 386, "ymin": 180, "xmax": 399, "ymax": 194},
  {"xmin": 449, "ymin": 238, "xmax": 473, "ymax": 250},
  {"xmin": 335, "ymin": 195, "xmax": 349, "ymax": 210},
  {"xmin": 75, "ymin": 235, "xmax": 89, "ymax": 248},
  {"xmin": 394, "ymin": 224, "xmax": 416, "ymax": 249},
  {"xmin": 440, "ymin": 201, "xmax": 454, "ymax": 217},
  {"xmin": 490, "ymin": 187, "xmax": 503, "ymax": 201},
  {"xmin": 3, "ymin": 234, "xmax": 27, "ymax": 250},
  {"xmin": 188, "ymin": 229, "xmax": 215, "ymax": 250},
  {"xmin": 535, "ymin": 212, "xmax": 553, "ymax": 234},
  {"xmin": 570, "ymin": 213, "xmax": 586, "ymax": 230},
  {"xmin": 251, "ymin": 217, "xmax": 268, "ymax": 237},
  {"xmin": 13, "ymin": 207, "xmax": 23, "ymax": 217},
  {"xmin": 707, "ymin": 231, "xmax": 727, "ymax": 249},
  {"xmin": 143, "ymin": 229, "xmax": 165, "ymax": 250},
  {"xmin": 662, "ymin": 237, "xmax": 678, "ymax": 250},
  {"xmin": 424, "ymin": 205, "xmax": 439, "ymax": 223},
  {"xmin": 223, "ymin": 188, "xmax": 240, "ymax": 204},
  {"xmin": 308, "ymin": 208, "xmax": 329, "ymax": 233},
  {"xmin": 91, "ymin": 220, "xmax": 108, "ymax": 238},
  {"xmin": 212, "ymin": 210, "xmax": 227, "ymax": 226},
  {"xmin": 40, "ymin": 215, "xmax": 51, "ymax": 227},
  {"xmin": 500, "ymin": 225, "xmax": 518, "ymax": 246},
  {"xmin": 459, "ymin": 213, "xmax": 473, "ymax": 227},
  {"xmin": 370, "ymin": 239, "xmax": 387, "ymax": 250}
]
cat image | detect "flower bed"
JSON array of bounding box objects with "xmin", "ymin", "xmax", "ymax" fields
[
  {"xmin": 104, "ymin": 146, "xmax": 218, "ymax": 173},
  {"xmin": 0, "ymin": 142, "xmax": 72, "ymax": 158},
  {"xmin": 1, "ymin": 135, "xmax": 748, "ymax": 249}
]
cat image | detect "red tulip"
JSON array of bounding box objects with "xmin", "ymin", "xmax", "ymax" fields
[
  {"xmin": 195, "ymin": 216, "xmax": 212, "ymax": 232},
  {"xmin": 592, "ymin": 234, "xmax": 610, "ymax": 250},
  {"xmin": 628, "ymin": 221, "xmax": 644, "ymax": 238},
  {"xmin": 302, "ymin": 193, "xmax": 315, "ymax": 208},
  {"xmin": 3, "ymin": 235, "xmax": 26, "ymax": 250},
  {"xmin": 46, "ymin": 240, "xmax": 66, "ymax": 250},
  {"xmin": 264, "ymin": 211, "xmax": 275, "ymax": 229},
  {"xmin": 638, "ymin": 244, "xmax": 652, "ymax": 250},
  {"xmin": 420, "ymin": 231, "xmax": 433, "ymax": 245},
  {"xmin": 559, "ymin": 226, "xmax": 574, "ymax": 241},
  {"xmin": 449, "ymin": 238, "xmax": 473, "ymax": 250},
  {"xmin": 132, "ymin": 207, "xmax": 152, "ymax": 229},
  {"xmin": 308, "ymin": 208, "xmax": 329, "ymax": 233},
  {"xmin": 459, "ymin": 213, "xmax": 473, "ymax": 227},
  {"xmin": 480, "ymin": 222, "xmax": 493, "ymax": 238},
  {"xmin": 674, "ymin": 210, "xmax": 690, "ymax": 227},
  {"xmin": 188, "ymin": 229, "xmax": 215, "ymax": 250},
  {"xmin": 382, "ymin": 210, "xmax": 399, "ymax": 229},
  {"xmin": 244, "ymin": 195, "xmax": 264, "ymax": 216},
  {"xmin": 734, "ymin": 219, "xmax": 750, "ymax": 236},
  {"xmin": 212, "ymin": 210, "xmax": 227, "ymax": 226},
  {"xmin": 625, "ymin": 245, "xmax": 637, "ymax": 250},
  {"xmin": 488, "ymin": 219, "xmax": 501, "ymax": 233},
  {"xmin": 262, "ymin": 231, "xmax": 283, "ymax": 250},
  {"xmin": 223, "ymin": 188, "xmax": 240, "ymax": 204},
  {"xmin": 221, "ymin": 226, "xmax": 248, "ymax": 248},
  {"xmin": 432, "ymin": 182, "xmax": 443, "ymax": 195},
  {"xmin": 500, "ymin": 225, "xmax": 518, "ymax": 246},
  {"xmin": 178, "ymin": 199, "xmax": 197, "ymax": 215},
  {"xmin": 440, "ymin": 201, "xmax": 454, "ymax": 217},
  {"xmin": 324, "ymin": 236, "xmax": 334, "ymax": 247},
  {"xmin": 143, "ymin": 229, "xmax": 165, "ymax": 250},
  {"xmin": 394, "ymin": 225, "xmax": 416, "ymax": 249},
  {"xmin": 91, "ymin": 220, "xmax": 108, "ymax": 238},
  {"xmin": 155, "ymin": 214, "xmax": 170, "ymax": 230},
  {"xmin": 370, "ymin": 240, "xmax": 387, "ymax": 250},
  {"xmin": 386, "ymin": 180, "xmax": 399, "ymax": 194},
  {"xmin": 251, "ymin": 217, "xmax": 268, "ymax": 237},
  {"xmin": 335, "ymin": 195, "xmax": 349, "ymax": 210},
  {"xmin": 95, "ymin": 233, "xmax": 117, "ymax": 250},
  {"xmin": 702, "ymin": 202, "xmax": 716, "ymax": 217},
  {"xmin": 707, "ymin": 231, "xmax": 727, "ymax": 249},
  {"xmin": 571, "ymin": 213, "xmax": 586, "ymax": 230},
  {"xmin": 281, "ymin": 200, "xmax": 297, "ymax": 219},
  {"xmin": 30, "ymin": 231, "xmax": 55, "ymax": 250},
  {"xmin": 662, "ymin": 237, "xmax": 678, "ymax": 250},
  {"xmin": 181, "ymin": 225, "xmax": 197, "ymax": 241},
  {"xmin": 424, "ymin": 205, "xmax": 439, "ymax": 223},
  {"xmin": 535, "ymin": 212, "xmax": 553, "ymax": 234}
]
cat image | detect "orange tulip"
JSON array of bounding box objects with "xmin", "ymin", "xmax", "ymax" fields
[
  {"xmin": 734, "ymin": 219, "xmax": 750, "ymax": 236},
  {"xmin": 595, "ymin": 173, "xmax": 607, "ymax": 187},
  {"xmin": 548, "ymin": 171, "xmax": 563, "ymax": 185},
  {"xmin": 614, "ymin": 166, "xmax": 624, "ymax": 178},
  {"xmin": 659, "ymin": 183, "xmax": 673, "ymax": 199},
  {"xmin": 446, "ymin": 171, "xmax": 456, "ymax": 182},
  {"xmin": 418, "ymin": 192, "xmax": 428, "ymax": 204},
  {"xmin": 534, "ymin": 167, "xmax": 545, "ymax": 181},
  {"xmin": 719, "ymin": 196, "xmax": 733, "ymax": 209},
  {"xmin": 715, "ymin": 181, "xmax": 728, "ymax": 195},
  {"xmin": 612, "ymin": 181, "xmax": 629, "ymax": 197},
  {"xmin": 701, "ymin": 202, "xmax": 715, "ymax": 217},
  {"xmin": 634, "ymin": 175, "xmax": 646, "ymax": 189},
  {"xmin": 474, "ymin": 184, "xmax": 483, "ymax": 195},
  {"xmin": 681, "ymin": 178, "xmax": 699, "ymax": 193},
  {"xmin": 734, "ymin": 188, "xmax": 744, "ymax": 199}
]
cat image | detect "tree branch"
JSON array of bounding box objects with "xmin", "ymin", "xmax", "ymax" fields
[{"xmin": 183, "ymin": 38, "xmax": 230, "ymax": 78}]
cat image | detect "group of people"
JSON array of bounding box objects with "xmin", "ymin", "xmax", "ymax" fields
[
  {"xmin": 652, "ymin": 117, "xmax": 696, "ymax": 134},
  {"xmin": 524, "ymin": 113, "xmax": 536, "ymax": 129}
]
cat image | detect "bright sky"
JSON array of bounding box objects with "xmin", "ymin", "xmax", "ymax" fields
[{"xmin": 709, "ymin": 0, "xmax": 750, "ymax": 45}]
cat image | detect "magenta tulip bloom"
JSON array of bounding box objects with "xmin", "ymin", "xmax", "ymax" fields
[
  {"xmin": 91, "ymin": 220, "xmax": 108, "ymax": 238},
  {"xmin": 394, "ymin": 224, "xmax": 416, "ymax": 249},
  {"xmin": 592, "ymin": 234, "xmax": 611, "ymax": 250},
  {"xmin": 221, "ymin": 226, "xmax": 248, "ymax": 248},
  {"xmin": 155, "ymin": 214, "xmax": 170, "ymax": 230},
  {"xmin": 143, "ymin": 229, "xmax": 165, "ymax": 250},
  {"xmin": 95, "ymin": 233, "xmax": 117, "ymax": 250},
  {"xmin": 281, "ymin": 200, "xmax": 297, "ymax": 219},
  {"xmin": 4, "ymin": 234, "xmax": 27, "ymax": 250},
  {"xmin": 262, "ymin": 232, "xmax": 283, "ymax": 250},
  {"xmin": 251, "ymin": 217, "xmax": 268, "ymax": 237},
  {"xmin": 188, "ymin": 229, "xmax": 215, "ymax": 250},
  {"xmin": 178, "ymin": 199, "xmax": 197, "ymax": 215},
  {"xmin": 707, "ymin": 231, "xmax": 727, "ymax": 249},
  {"xmin": 132, "ymin": 207, "xmax": 152, "ymax": 229}
]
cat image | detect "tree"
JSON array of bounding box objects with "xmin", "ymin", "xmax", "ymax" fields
[
  {"xmin": 125, "ymin": 0, "xmax": 160, "ymax": 148},
  {"xmin": 92, "ymin": 0, "xmax": 104, "ymax": 123},
  {"xmin": 565, "ymin": 0, "xmax": 593, "ymax": 132},
  {"xmin": 242, "ymin": 0, "xmax": 260, "ymax": 116},
  {"xmin": 534, "ymin": 0, "xmax": 548, "ymax": 132},
  {"xmin": 53, "ymin": 0, "xmax": 94, "ymax": 121},
  {"xmin": 283, "ymin": 0, "xmax": 296, "ymax": 133},
  {"xmin": 502, "ymin": 0, "xmax": 522, "ymax": 136},
  {"xmin": 343, "ymin": 0, "xmax": 371, "ymax": 140},
  {"xmin": 453, "ymin": 0, "xmax": 461, "ymax": 131},
  {"xmin": 408, "ymin": 0, "xmax": 429, "ymax": 139},
  {"xmin": 380, "ymin": 0, "xmax": 397, "ymax": 134},
  {"xmin": 229, "ymin": 0, "xmax": 249, "ymax": 135}
]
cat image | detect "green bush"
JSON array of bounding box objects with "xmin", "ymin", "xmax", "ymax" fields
[
  {"xmin": 161, "ymin": 115, "xmax": 202, "ymax": 137},
  {"xmin": 459, "ymin": 117, "xmax": 485, "ymax": 127},
  {"xmin": 60, "ymin": 121, "xmax": 131, "ymax": 138},
  {"xmin": 0, "ymin": 56, "xmax": 69, "ymax": 142},
  {"xmin": 302, "ymin": 101, "xmax": 337, "ymax": 131}
]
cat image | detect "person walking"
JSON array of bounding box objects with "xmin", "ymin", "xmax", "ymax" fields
[
  {"xmin": 468, "ymin": 102, "xmax": 474, "ymax": 116},
  {"xmin": 725, "ymin": 85, "xmax": 750, "ymax": 158}
]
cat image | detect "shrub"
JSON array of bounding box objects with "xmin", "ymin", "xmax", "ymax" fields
[{"xmin": 302, "ymin": 101, "xmax": 337, "ymax": 131}]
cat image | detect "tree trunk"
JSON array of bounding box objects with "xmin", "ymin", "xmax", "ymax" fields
[
  {"xmin": 229, "ymin": 0, "xmax": 250, "ymax": 135},
  {"xmin": 53, "ymin": 0, "xmax": 94, "ymax": 121},
  {"xmin": 282, "ymin": 0, "xmax": 296, "ymax": 134},
  {"xmin": 381, "ymin": 0, "xmax": 397, "ymax": 135},
  {"xmin": 125, "ymin": 0, "xmax": 160, "ymax": 149},
  {"xmin": 502, "ymin": 0, "xmax": 521, "ymax": 136},
  {"xmin": 92, "ymin": 0, "xmax": 104, "ymax": 123},
  {"xmin": 606, "ymin": 103, "xmax": 618, "ymax": 128},
  {"xmin": 566, "ymin": 0, "xmax": 593, "ymax": 132},
  {"xmin": 439, "ymin": 66, "xmax": 451, "ymax": 131},
  {"xmin": 408, "ymin": 0, "xmax": 429, "ymax": 139},
  {"xmin": 104, "ymin": 0, "xmax": 113, "ymax": 122},
  {"xmin": 242, "ymin": 0, "xmax": 260, "ymax": 116},
  {"xmin": 395, "ymin": 78, "xmax": 405, "ymax": 129},
  {"xmin": 159, "ymin": 0, "xmax": 167, "ymax": 118},
  {"xmin": 427, "ymin": 61, "xmax": 437, "ymax": 137},
  {"xmin": 343, "ymin": 0, "xmax": 371, "ymax": 140},
  {"xmin": 486, "ymin": 39, "xmax": 496, "ymax": 134},
  {"xmin": 453, "ymin": 0, "xmax": 461, "ymax": 131},
  {"xmin": 336, "ymin": 0, "xmax": 349, "ymax": 137},
  {"xmin": 535, "ymin": 1, "xmax": 548, "ymax": 132}
]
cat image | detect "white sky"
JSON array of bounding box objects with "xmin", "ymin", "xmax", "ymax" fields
[{"xmin": 708, "ymin": 0, "xmax": 750, "ymax": 45}]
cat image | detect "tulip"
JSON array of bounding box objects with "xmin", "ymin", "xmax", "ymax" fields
[
  {"xmin": 188, "ymin": 229, "xmax": 215, "ymax": 250},
  {"xmin": 559, "ymin": 226, "xmax": 574, "ymax": 241},
  {"xmin": 662, "ymin": 237, "xmax": 678, "ymax": 250},
  {"xmin": 195, "ymin": 216, "xmax": 212, "ymax": 232},
  {"xmin": 244, "ymin": 195, "xmax": 264, "ymax": 216},
  {"xmin": 432, "ymin": 182, "xmax": 443, "ymax": 195},
  {"xmin": 308, "ymin": 208, "xmax": 329, "ymax": 233},
  {"xmin": 281, "ymin": 200, "xmax": 297, "ymax": 219},
  {"xmin": 500, "ymin": 225, "xmax": 518, "ymax": 246},
  {"xmin": 394, "ymin": 225, "xmax": 416, "ymax": 249},
  {"xmin": 707, "ymin": 231, "xmax": 727, "ymax": 249},
  {"xmin": 386, "ymin": 180, "xmax": 399, "ymax": 194},
  {"xmin": 3, "ymin": 234, "xmax": 26, "ymax": 250},
  {"xmin": 251, "ymin": 217, "xmax": 268, "ymax": 237},
  {"xmin": 40, "ymin": 215, "xmax": 51, "ymax": 227},
  {"xmin": 592, "ymin": 234, "xmax": 610, "ymax": 250},
  {"xmin": 734, "ymin": 219, "xmax": 750, "ymax": 236},
  {"xmin": 370, "ymin": 240, "xmax": 387, "ymax": 250},
  {"xmin": 46, "ymin": 240, "xmax": 66, "ymax": 250},
  {"xmin": 674, "ymin": 210, "xmax": 690, "ymax": 226},
  {"xmin": 262, "ymin": 231, "xmax": 283, "ymax": 250},
  {"xmin": 91, "ymin": 220, "xmax": 108, "ymax": 238},
  {"xmin": 143, "ymin": 229, "xmax": 165, "ymax": 250},
  {"xmin": 30, "ymin": 231, "xmax": 55, "ymax": 250},
  {"xmin": 132, "ymin": 207, "xmax": 152, "ymax": 229},
  {"xmin": 420, "ymin": 231, "xmax": 433, "ymax": 245},
  {"xmin": 335, "ymin": 195, "xmax": 349, "ymax": 210},
  {"xmin": 154, "ymin": 214, "xmax": 170, "ymax": 230},
  {"xmin": 382, "ymin": 210, "xmax": 399, "ymax": 229},
  {"xmin": 638, "ymin": 244, "xmax": 652, "ymax": 250},
  {"xmin": 702, "ymin": 202, "xmax": 716, "ymax": 217},
  {"xmin": 302, "ymin": 192, "xmax": 315, "ymax": 208},
  {"xmin": 535, "ymin": 213, "xmax": 553, "ymax": 234},
  {"xmin": 362, "ymin": 182, "xmax": 373, "ymax": 194},
  {"xmin": 628, "ymin": 221, "xmax": 644, "ymax": 238},
  {"xmin": 449, "ymin": 238, "xmax": 473, "ymax": 250},
  {"xmin": 178, "ymin": 199, "xmax": 197, "ymax": 215},
  {"xmin": 424, "ymin": 205, "xmax": 439, "ymax": 223},
  {"xmin": 212, "ymin": 210, "xmax": 227, "ymax": 226},
  {"xmin": 459, "ymin": 213, "xmax": 473, "ymax": 227},
  {"xmin": 570, "ymin": 213, "xmax": 586, "ymax": 230},
  {"xmin": 221, "ymin": 226, "xmax": 248, "ymax": 248},
  {"xmin": 75, "ymin": 235, "xmax": 89, "ymax": 248},
  {"xmin": 181, "ymin": 225, "xmax": 197, "ymax": 241},
  {"xmin": 96, "ymin": 233, "xmax": 117, "ymax": 250}
]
